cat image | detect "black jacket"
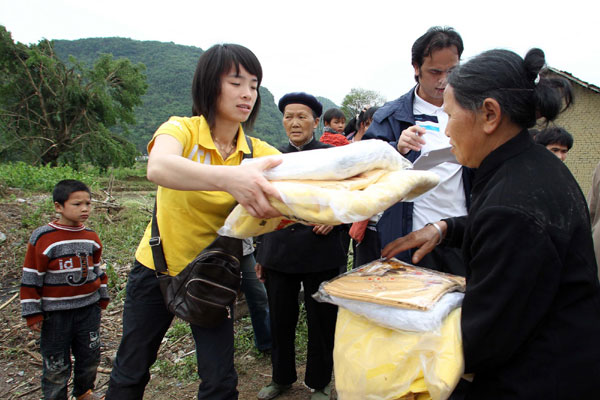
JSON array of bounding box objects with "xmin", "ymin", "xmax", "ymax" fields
[
  {"xmin": 363, "ymin": 86, "xmax": 473, "ymax": 256},
  {"xmin": 255, "ymin": 138, "xmax": 348, "ymax": 273},
  {"xmin": 444, "ymin": 130, "xmax": 600, "ymax": 399}
]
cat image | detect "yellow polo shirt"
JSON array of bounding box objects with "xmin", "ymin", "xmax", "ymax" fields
[{"xmin": 135, "ymin": 116, "xmax": 279, "ymax": 275}]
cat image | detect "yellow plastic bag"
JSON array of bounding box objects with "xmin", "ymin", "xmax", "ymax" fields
[
  {"xmin": 334, "ymin": 308, "xmax": 463, "ymax": 400},
  {"xmin": 218, "ymin": 169, "xmax": 439, "ymax": 239}
]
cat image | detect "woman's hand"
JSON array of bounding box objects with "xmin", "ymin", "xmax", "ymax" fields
[
  {"xmin": 254, "ymin": 262, "xmax": 265, "ymax": 283},
  {"xmin": 381, "ymin": 221, "xmax": 447, "ymax": 263},
  {"xmin": 312, "ymin": 225, "xmax": 334, "ymax": 235},
  {"xmin": 397, "ymin": 125, "xmax": 427, "ymax": 155},
  {"xmin": 226, "ymin": 157, "xmax": 283, "ymax": 219},
  {"xmin": 147, "ymin": 135, "xmax": 284, "ymax": 219}
]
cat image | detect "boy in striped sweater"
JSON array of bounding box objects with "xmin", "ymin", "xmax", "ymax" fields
[{"xmin": 20, "ymin": 179, "xmax": 108, "ymax": 400}]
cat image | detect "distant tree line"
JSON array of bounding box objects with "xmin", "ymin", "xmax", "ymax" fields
[
  {"xmin": 52, "ymin": 37, "xmax": 293, "ymax": 152},
  {"xmin": 0, "ymin": 27, "xmax": 146, "ymax": 169},
  {"xmin": 1, "ymin": 30, "xmax": 372, "ymax": 169}
]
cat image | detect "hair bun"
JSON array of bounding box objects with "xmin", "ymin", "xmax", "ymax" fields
[{"xmin": 523, "ymin": 48, "xmax": 546, "ymax": 83}]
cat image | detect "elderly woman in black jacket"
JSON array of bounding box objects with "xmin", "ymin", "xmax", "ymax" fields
[{"xmin": 382, "ymin": 48, "xmax": 600, "ymax": 399}]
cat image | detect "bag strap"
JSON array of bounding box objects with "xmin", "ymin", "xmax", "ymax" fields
[{"xmin": 150, "ymin": 135, "xmax": 253, "ymax": 275}]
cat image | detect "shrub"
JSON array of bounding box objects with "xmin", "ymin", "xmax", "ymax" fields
[{"xmin": 0, "ymin": 162, "xmax": 97, "ymax": 192}]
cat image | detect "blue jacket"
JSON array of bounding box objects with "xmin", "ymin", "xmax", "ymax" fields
[{"xmin": 364, "ymin": 86, "xmax": 473, "ymax": 260}]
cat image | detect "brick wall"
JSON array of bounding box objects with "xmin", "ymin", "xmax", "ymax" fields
[{"xmin": 542, "ymin": 80, "xmax": 600, "ymax": 197}]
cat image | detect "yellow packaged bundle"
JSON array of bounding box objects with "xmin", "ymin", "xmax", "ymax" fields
[
  {"xmin": 334, "ymin": 307, "xmax": 464, "ymax": 400},
  {"xmin": 218, "ymin": 168, "xmax": 439, "ymax": 239},
  {"xmin": 323, "ymin": 259, "xmax": 465, "ymax": 311}
]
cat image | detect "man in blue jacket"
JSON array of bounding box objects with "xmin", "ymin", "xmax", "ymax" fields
[{"xmin": 364, "ymin": 26, "xmax": 472, "ymax": 276}]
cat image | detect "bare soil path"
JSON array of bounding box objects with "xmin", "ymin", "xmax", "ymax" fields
[{"xmin": 0, "ymin": 191, "xmax": 314, "ymax": 400}]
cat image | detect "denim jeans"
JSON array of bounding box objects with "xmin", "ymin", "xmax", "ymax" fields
[
  {"xmin": 40, "ymin": 303, "xmax": 101, "ymax": 400},
  {"xmin": 106, "ymin": 261, "xmax": 238, "ymax": 400},
  {"xmin": 240, "ymin": 253, "xmax": 272, "ymax": 352}
]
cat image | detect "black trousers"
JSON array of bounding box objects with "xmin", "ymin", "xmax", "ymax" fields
[
  {"xmin": 264, "ymin": 267, "xmax": 339, "ymax": 390},
  {"xmin": 105, "ymin": 261, "xmax": 237, "ymax": 400}
]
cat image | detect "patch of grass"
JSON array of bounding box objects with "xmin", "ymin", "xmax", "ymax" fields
[
  {"xmin": 87, "ymin": 203, "xmax": 150, "ymax": 267},
  {"xmin": 0, "ymin": 161, "xmax": 153, "ymax": 194},
  {"xmin": 166, "ymin": 320, "xmax": 192, "ymax": 341},
  {"xmin": 151, "ymin": 356, "xmax": 197, "ymax": 382},
  {"xmin": 20, "ymin": 198, "xmax": 54, "ymax": 229},
  {"xmin": 104, "ymin": 261, "xmax": 127, "ymax": 302},
  {"xmin": 151, "ymin": 321, "xmax": 196, "ymax": 382},
  {"xmin": 0, "ymin": 162, "xmax": 97, "ymax": 193},
  {"xmin": 234, "ymin": 316, "xmax": 258, "ymax": 355},
  {"xmin": 294, "ymin": 303, "xmax": 309, "ymax": 363}
]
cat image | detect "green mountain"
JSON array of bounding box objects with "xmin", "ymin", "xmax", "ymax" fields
[{"xmin": 52, "ymin": 37, "xmax": 337, "ymax": 152}]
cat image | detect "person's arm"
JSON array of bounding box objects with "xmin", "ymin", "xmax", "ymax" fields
[
  {"xmin": 461, "ymin": 206, "xmax": 562, "ymax": 373},
  {"xmin": 381, "ymin": 220, "xmax": 449, "ymax": 262},
  {"xmin": 363, "ymin": 116, "xmax": 399, "ymax": 148},
  {"xmin": 20, "ymin": 239, "xmax": 45, "ymax": 331},
  {"xmin": 147, "ymin": 134, "xmax": 283, "ymax": 218},
  {"xmin": 364, "ymin": 116, "xmax": 424, "ymax": 160},
  {"xmin": 93, "ymin": 236, "xmax": 109, "ymax": 310}
]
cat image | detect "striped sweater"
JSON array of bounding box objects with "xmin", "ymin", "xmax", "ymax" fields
[{"xmin": 20, "ymin": 221, "xmax": 109, "ymax": 327}]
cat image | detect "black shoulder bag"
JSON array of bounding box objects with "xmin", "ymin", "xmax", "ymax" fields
[{"xmin": 149, "ymin": 136, "xmax": 253, "ymax": 327}]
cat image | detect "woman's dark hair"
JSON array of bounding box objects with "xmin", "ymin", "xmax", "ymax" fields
[
  {"xmin": 192, "ymin": 43, "xmax": 263, "ymax": 130},
  {"xmin": 53, "ymin": 179, "xmax": 91, "ymax": 205},
  {"xmin": 344, "ymin": 116, "xmax": 357, "ymax": 135},
  {"xmin": 448, "ymin": 48, "xmax": 573, "ymax": 129},
  {"xmin": 363, "ymin": 106, "xmax": 379, "ymax": 124},
  {"xmin": 356, "ymin": 106, "xmax": 380, "ymax": 128},
  {"xmin": 412, "ymin": 26, "xmax": 464, "ymax": 83},
  {"xmin": 322, "ymin": 108, "xmax": 346, "ymax": 124}
]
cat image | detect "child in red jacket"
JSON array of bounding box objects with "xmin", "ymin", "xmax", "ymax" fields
[
  {"xmin": 20, "ymin": 179, "xmax": 108, "ymax": 400},
  {"xmin": 320, "ymin": 107, "xmax": 350, "ymax": 147}
]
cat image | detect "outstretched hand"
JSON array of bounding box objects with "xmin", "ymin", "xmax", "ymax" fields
[
  {"xmin": 227, "ymin": 156, "xmax": 283, "ymax": 219},
  {"xmin": 381, "ymin": 221, "xmax": 447, "ymax": 264}
]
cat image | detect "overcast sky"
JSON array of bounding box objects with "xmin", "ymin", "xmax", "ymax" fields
[{"xmin": 2, "ymin": 0, "xmax": 599, "ymax": 106}]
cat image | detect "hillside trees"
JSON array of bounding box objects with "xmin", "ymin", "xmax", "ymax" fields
[
  {"xmin": 341, "ymin": 88, "xmax": 385, "ymax": 118},
  {"xmin": 0, "ymin": 27, "xmax": 147, "ymax": 169}
]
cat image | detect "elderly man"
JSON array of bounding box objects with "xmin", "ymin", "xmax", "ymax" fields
[
  {"xmin": 364, "ymin": 26, "xmax": 472, "ymax": 276},
  {"xmin": 255, "ymin": 92, "xmax": 345, "ymax": 400}
]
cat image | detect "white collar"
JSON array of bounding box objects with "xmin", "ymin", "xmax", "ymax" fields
[{"xmin": 413, "ymin": 86, "xmax": 444, "ymax": 115}]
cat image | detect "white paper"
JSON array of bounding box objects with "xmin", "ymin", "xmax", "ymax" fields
[{"xmin": 412, "ymin": 146, "xmax": 459, "ymax": 171}]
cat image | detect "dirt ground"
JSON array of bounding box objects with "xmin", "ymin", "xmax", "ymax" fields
[{"xmin": 0, "ymin": 195, "xmax": 318, "ymax": 400}]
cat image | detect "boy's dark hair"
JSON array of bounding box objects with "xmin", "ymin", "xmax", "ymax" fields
[
  {"xmin": 412, "ymin": 26, "xmax": 464, "ymax": 83},
  {"xmin": 192, "ymin": 43, "xmax": 263, "ymax": 130},
  {"xmin": 534, "ymin": 126, "xmax": 574, "ymax": 149},
  {"xmin": 53, "ymin": 180, "xmax": 91, "ymax": 205},
  {"xmin": 322, "ymin": 108, "xmax": 346, "ymax": 124}
]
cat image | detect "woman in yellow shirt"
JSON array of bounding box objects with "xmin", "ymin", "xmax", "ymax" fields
[{"xmin": 106, "ymin": 43, "xmax": 281, "ymax": 400}]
